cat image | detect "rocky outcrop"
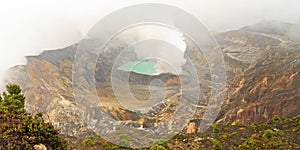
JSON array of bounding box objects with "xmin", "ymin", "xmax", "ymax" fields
[{"xmin": 33, "ymin": 144, "xmax": 47, "ymax": 150}]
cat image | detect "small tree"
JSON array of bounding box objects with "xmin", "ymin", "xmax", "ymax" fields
[
  {"xmin": 0, "ymin": 84, "xmax": 25, "ymax": 112},
  {"xmin": 6, "ymin": 84, "xmax": 22, "ymax": 95},
  {"xmin": 0, "ymin": 84, "xmax": 68, "ymax": 149}
]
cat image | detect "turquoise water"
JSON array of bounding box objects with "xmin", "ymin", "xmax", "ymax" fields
[{"xmin": 117, "ymin": 61, "xmax": 157, "ymax": 75}]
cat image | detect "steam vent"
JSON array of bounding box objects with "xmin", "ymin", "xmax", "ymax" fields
[{"xmin": 117, "ymin": 61, "xmax": 182, "ymax": 86}]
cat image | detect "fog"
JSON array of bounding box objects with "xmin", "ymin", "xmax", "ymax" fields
[
  {"xmin": 1, "ymin": 0, "xmax": 300, "ymax": 87},
  {"xmin": 112, "ymin": 25, "xmax": 186, "ymax": 74}
]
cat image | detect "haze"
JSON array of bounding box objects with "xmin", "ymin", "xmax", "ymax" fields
[{"xmin": 1, "ymin": 0, "xmax": 300, "ymax": 87}]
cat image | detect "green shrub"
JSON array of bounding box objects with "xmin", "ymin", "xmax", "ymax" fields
[
  {"xmin": 118, "ymin": 133, "xmax": 130, "ymax": 147},
  {"xmin": 221, "ymin": 132, "xmax": 237, "ymax": 141},
  {"xmin": 157, "ymin": 145, "xmax": 167, "ymax": 150},
  {"xmin": 226, "ymin": 122, "xmax": 232, "ymax": 127},
  {"xmin": 152, "ymin": 139, "xmax": 168, "ymax": 147},
  {"xmin": 252, "ymin": 122, "xmax": 272, "ymax": 132},
  {"xmin": 238, "ymin": 137, "xmax": 258, "ymax": 149},
  {"xmin": 234, "ymin": 121, "xmax": 243, "ymax": 126},
  {"xmin": 294, "ymin": 115, "xmax": 300, "ymax": 123},
  {"xmin": 283, "ymin": 118, "xmax": 292, "ymax": 124},
  {"xmin": 273, "ymin": 115, "xmax": 282, "ymax": 123},
  {"xmin": 82, "ymin": 138, "xmax": 95, "ymax": 147},
  {"xmin": 250, "ymin": 123, "xmax": 256, "ymax": 128},
  {"xmin": 150, "ymin": 145, "xmax": 167, "ymax": 150},
  {"xmin": 104, "ymin": 145, "xmax": 120, "ymax": 150},
  {"xmin": 212, "ymin": 139, "xmax": 222, "ymax": 150},
  {"xmin": 263, "ymin": 129, "xmax": 275, "ymax": 139},
  {"xmin": 212, "ymin": 124, "xmax": 220, "ymax": 133},
  {"xmin": 102, "ymin": 141, "xmax": 120, "ymax": 150},
  {"xmin": 120, "ymin": 139, "xmax": 130, "ymax": 147}
]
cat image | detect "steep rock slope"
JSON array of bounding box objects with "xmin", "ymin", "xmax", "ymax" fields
[{"xmin": 218, "ymin": 41, "xmax": 300, "ymax": 124}]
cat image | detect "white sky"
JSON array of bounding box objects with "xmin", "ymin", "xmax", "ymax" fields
[{"xmin": 0, "ymin": 0, "xmax": 300, "ymax": 85}]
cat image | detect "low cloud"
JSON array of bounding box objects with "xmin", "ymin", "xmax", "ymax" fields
[{"xmin": 1, "ymin": 0, "xmax": 300, "ymax": 86}]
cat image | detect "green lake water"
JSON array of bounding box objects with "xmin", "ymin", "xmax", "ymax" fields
[{"xmin": 117, "ymin": 61, "xmax": 158, "ymax": 75}]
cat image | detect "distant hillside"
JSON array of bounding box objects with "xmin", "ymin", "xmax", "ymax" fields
[{"xmin": 241, "ymin": 20, "xmax": 300, "ymax": 42}]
